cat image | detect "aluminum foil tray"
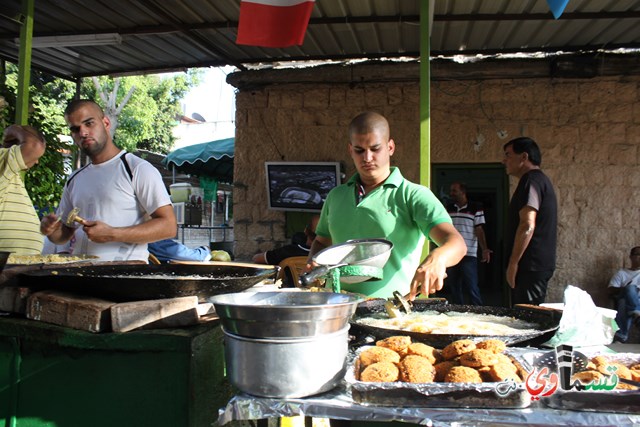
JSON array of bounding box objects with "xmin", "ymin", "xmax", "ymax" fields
[
  {"xmin": 346, "ymin": 346, "xmax": 531, "ymax": 409},
  {"xmin": 539, "ymin": 352, "xmax": 640, "ymax": 414}
]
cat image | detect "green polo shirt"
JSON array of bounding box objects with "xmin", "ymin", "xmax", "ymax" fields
[{"xmin": 315, "ymin": 167, "xmax": 451, "ymax": 297}]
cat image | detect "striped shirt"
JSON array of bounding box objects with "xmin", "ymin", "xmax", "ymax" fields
[
  {"xmin": 0, "ymin": 145, "xmax": 44, "ymax": 254},
  {"xmin": 446, "ymin": 201, "xmax": 485, "ymax": 258}
]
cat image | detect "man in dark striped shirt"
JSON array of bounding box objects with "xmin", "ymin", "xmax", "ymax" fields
[{"xmin": 445, "ymin": 182, "xmax": 492, "ymax": 305}]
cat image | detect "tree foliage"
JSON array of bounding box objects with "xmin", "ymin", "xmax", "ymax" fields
[
  {"xmin": 0, "ymin": 64, "xmax": 202, "ymax": 213},
  {"xmin": 86, "ymin": 71, "xmax": 201, "ymax": 153},
  {"xmin": 1, "ymin": 65, "xmax": 74, "ymax": 214}
]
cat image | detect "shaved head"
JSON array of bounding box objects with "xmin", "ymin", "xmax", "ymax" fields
[
  {"xmin": 64, "ymin": 99, "xmax": 104, "ymax": 118},
  {"xmin": 349, "ymin": 111, "xmax": 390, "ymax": 141}
]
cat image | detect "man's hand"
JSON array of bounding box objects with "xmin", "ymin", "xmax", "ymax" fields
[
  {"xmin": 408, "ymin": 252, "xmax": 448, "ymax": 300},
  {"xmin": 3, "ymin": 125, "xmax": 46, "ymax": 167},
  {"xmin": 407, "ymin": 222, "xmax": 467, "ymax": 301},
  {"xmin": 481, "ymin": 248, "xmax": 492, "ymax": 263},
  {"xmin": 506, "ymin": 261, "xmax": 518, "ymax": 289},
  {"xmin": 82, "ymin": 220, "xmax": 117, "ymax": 243},
  {"xmin": 40, "ymin": 213, "xmax": 62, "ymax": 236}
]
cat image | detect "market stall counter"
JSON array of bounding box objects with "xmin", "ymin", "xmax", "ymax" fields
[
  {"xmin": 218, "ymin": 385, "xmax": 640, "ymax": 426},
  {"xmin": 218, "ymin": 343, "xmax": 640, "ymax": 427},
  {"xmin": 0, "ymin": 315, "xmax": 230, "ymax": 427}
]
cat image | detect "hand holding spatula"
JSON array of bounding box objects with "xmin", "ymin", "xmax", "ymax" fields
[{"xmin": 64, "ymin": 207, "xmax": 87, "ymax": 226}]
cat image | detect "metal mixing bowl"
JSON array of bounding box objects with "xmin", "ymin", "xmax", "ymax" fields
[
  {"xmin": 223, "ymin": 325, "xmax": 349, "ymax": 398},
  {"xmin": 209, "ymin": 291, "xmax": 361, "ymax": 338}
]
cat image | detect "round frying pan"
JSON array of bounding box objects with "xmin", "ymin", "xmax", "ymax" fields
[
  {"xmin": 350, "ymin": 299, "xmax": 561, "ymax": 348},
  {"xmin": 17, "ymin": 263, "xmax": 278, "ymax": 302}
]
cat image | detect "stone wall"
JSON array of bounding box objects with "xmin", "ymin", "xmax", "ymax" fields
[{"xmin": 227, "ymin": 59, "xmax": 640, "ymax": 308}]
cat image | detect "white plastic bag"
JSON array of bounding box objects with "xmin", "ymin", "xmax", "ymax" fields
[{"xmin": 542, "ymin": 285, "xmax": 617, "ymax": 348}]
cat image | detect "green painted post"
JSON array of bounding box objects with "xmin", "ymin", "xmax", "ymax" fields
[
  {"xmin": 15, "ymin": 0, "xmax": 35, "ymax": 125},
  {"xmin": 419, "ymin": 0, "xmax": 431, "ymax": 188},
  {"xmin": 419, "ymin": 0, "xmax": 432, "ymax": 266}
]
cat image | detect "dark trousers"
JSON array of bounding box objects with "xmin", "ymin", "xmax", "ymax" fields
[
  {"xmin": 511, "ymin": 269, "xmax": 554, "ymax": 305},
  {"xmin": 613, "ymin": 284, "xmax": 640, "ymax": 341},
  {"xmin": 446, "ymin": 256, "xmax": 483, "ymax": 305}
]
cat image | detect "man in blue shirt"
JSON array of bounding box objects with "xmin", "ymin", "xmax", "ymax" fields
[{"xmin": 148, "ymin": 239, "xmax": 211, "ymax": 262}]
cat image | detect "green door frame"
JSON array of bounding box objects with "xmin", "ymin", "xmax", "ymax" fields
[{"xmin": 432, "ymin": 163, "xmax": 510, "ymax": 306}]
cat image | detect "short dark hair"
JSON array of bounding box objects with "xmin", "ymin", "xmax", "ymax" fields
[
  {"xmin": 630, "ymin": 246, "xmax": 640, "ymax": 256},
  {"xmin": 451, "ymin": 181, "xmax": 467, "ymax": 194},
  {"xmin": 504, "ymin": 137, "xmax": 542, "ymax": 166},
  {"xmin": 349, "ymin": 111, "xmax": 390, "ymax": 140},
  {"xmin": 64, "ymin": 99, "xmax": 104, "ymax": 117}
]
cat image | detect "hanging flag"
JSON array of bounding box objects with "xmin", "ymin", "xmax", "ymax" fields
[
  {"xmin": 546, "ymin": 0, "xmax": 570, "ymax": 19},
  {"xmin": 236, "ymin": 0, "xmax": 315, "ymax": 48}
]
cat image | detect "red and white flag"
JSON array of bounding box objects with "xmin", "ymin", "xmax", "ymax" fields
[{"xmin": 236, "ymin": 0, "xmax": 315, "ymax": 48}]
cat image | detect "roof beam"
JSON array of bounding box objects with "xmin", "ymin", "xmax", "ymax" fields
[
  {"xmin": 230, "ymin": 42, "xmax": 640, "ymax": 67},
  {"xmin": 2, "ymin": 10, "xmax": 639, "ymax": 42}
]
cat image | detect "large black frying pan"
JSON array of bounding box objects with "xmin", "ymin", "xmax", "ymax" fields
[
  {"xmin": 17, "ymin": 263, "xmax": 278, "ymax": 302},
  {"xmin": 350, "ymin": 299, "xmax": 561, "ymax": 348}
]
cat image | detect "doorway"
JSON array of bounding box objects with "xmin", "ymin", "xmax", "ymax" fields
[{"xmin": 432, "ymin": 163, "xmax": 509, "ymax": 307}]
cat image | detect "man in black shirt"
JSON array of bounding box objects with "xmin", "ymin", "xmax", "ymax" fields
[{"xmin": 503, "ymin": 137, "xmax": 558, "ymax": 305}]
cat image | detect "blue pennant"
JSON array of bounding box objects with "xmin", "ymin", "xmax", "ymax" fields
[{"xmin": 546, "ymin": 0, "xmax": 570, "ymax": 19}]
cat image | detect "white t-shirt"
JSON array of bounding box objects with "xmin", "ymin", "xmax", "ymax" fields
[
  {"xmin": 608, "ymin": 268, "xmax": 640, "ymax": 296},
  {"xmin": 57, "ymin": 151, "xmax": 171, "ymax": 262}
]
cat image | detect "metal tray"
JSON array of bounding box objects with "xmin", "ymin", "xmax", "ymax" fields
[{"xmin": 346, "ymin": 345, "xmax": 532, "ymax": 408}]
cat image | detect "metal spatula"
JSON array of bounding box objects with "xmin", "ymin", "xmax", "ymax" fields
[
  {"xmin": 64, "ymin": 207, "xmax": 87, "ymax": 226},
  {"xmin": 384, "ymin": 291, "xmax": 413, "ymax": 318}
]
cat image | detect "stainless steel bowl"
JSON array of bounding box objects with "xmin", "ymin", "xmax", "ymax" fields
[
  {"xmin": 223, "ymin": 325, "xmax": 349, "ymax": 398},
  {"xmin": 209, "ymin": 291, "xmax": 361, "ymax": 338}
]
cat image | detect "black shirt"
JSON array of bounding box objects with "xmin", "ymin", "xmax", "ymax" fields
[{"xmin": 506, "ymin": 169, "xmax": 558, "ymax": 271}]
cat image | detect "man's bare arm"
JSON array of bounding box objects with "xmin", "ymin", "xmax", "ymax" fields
[
  {"xmin": 82, "ymin": 204, "xmax": 177, "ymax": 244},
  {"xmin": 408, "ymin": 222, "xmax": 467, "ymax": 300},
  {"xmin": 506, "ymin": 206, "xmax": 537, "ymax": 288},
  {"xmin": 475, "ymin": 225, "xmax": 492, "ymax": 263}
]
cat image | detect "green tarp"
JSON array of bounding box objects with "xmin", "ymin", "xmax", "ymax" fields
[{"xmin": 163, "ymin": 138, "xmax": 234, "ymax": 183}]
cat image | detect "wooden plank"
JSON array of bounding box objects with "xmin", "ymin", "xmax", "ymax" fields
[
  {"xmin": 26, "ymin": 290, "xmax": 115, "ymax": 333},
  {"xmin": 196, "ymin": 302, "xmax": 214, "ymax": 316},
  {"xmin": 0, "ymin": 286, "xmax": 32, "ymax": 314},
  {"xmin": 111, "ymin": 296, "xmax": 199, "ymax": 332}
]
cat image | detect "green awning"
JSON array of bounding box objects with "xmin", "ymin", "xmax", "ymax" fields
[{"xmin": 163, "ymin": 138, "xmax": 234, "ymax": 183}]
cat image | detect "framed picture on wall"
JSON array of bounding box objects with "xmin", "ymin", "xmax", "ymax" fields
[{"xmin": 265, "ymin": 162, "xmax": 342, "ymax": 212}]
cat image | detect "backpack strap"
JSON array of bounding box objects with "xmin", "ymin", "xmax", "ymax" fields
[
  {"xmin": 66, "ymin": 152, "xmax": 132, "ymax": 187},
  {"xmin": 119, "ymin": 152, "xmax": 133, "ymax": 181},
  {"xmin": 65, "ymin": 164, "xmax": 89, "ymax": 187}
]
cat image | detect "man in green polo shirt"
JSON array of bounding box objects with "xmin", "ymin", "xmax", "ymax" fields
[{"xmin": 308, "ymin": 111, "xmax": 466, "ymax": 299}]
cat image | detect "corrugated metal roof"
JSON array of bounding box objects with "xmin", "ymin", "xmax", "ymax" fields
[{"xmin": 0, "ymin": 0, "xmax": 639, "ymax": 79}]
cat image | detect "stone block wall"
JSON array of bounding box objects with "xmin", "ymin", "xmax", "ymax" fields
[{"xmin": 228, "ymin": 60, "xmax": 640, "ymax": 308}]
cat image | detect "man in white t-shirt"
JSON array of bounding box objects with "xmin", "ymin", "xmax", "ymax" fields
[
  {"xmin": 40, "ymin": 100, "xmax": 176, "ymax": 262},
  {"xmin": 608, "ymin": 246, "xmax": 640, "ymax": 343}
]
